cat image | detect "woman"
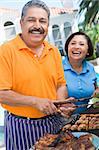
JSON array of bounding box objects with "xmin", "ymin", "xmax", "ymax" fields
[{"xmin": 63, "ymin": 31, "xmax": 97, "ymax": 113}]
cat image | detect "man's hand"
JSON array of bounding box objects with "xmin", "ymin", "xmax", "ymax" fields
[
  {"xmin": 34, "ymin": 98, "xmax": 58, "ymax": 115},
  {"xmin": 33, "ymin": 97, "xmax": 76, "ymax": 116},
  {"xmin": 52, "ymin": 97, "xmax": 76, "ymax": 118},
  {"xmin": 56, "ymin": 102, "xmax": 76, "ymax": 118}
]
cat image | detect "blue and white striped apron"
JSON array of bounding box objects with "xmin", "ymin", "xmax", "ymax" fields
[{"xmin": 4, "ymin": 112, "xmax": 64, "ymax": 150}]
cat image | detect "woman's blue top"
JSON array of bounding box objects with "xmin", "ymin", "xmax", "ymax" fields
[{"xmin": 62, "ymin": 56, "xmax": 96, "ymax": 114}]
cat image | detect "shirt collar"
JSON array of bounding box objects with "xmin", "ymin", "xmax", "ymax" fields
[
  {"xmin": 14, "ymin": 34, "xmax": 53, "ymax": 54},
  {"xmin": 14, "ymin": 34, "xmax": 28, "ymax": 50},
  {"xmin": 82, "ymin": 60, "xmax": 90, "ymax": 73},
  {"xmin": 63, "ymin": 56, "xmax": 89, "ymax": 74}
]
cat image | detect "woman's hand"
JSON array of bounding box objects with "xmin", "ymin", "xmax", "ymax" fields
[{"xmin": 93, "ymin": 87, "xmax": 99, "ymax": 97}]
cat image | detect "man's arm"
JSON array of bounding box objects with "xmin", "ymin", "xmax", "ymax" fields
[
  {"xmin": 56, "ymin": 85, "xmax": 68, "ymax": 99},
  {"xmin": 56, "ymin": 86, "xmax": 76, "ymax": 117},
  {"xmin": 0, "ymin": 90, "xmax": 57, "ymax": 115},
  {"xmin": 0, "ymin": 90, "xmax": 35, "ymax": 106}
]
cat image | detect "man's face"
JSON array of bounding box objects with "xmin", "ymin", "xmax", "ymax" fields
[{"xmin": 20, "ymin": 7, "xmax": 49, "ymax": 48}]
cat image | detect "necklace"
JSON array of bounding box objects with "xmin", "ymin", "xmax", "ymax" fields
[{"xmin": 37, "ymin": 44, "xmax": 44, "ymax": 58}]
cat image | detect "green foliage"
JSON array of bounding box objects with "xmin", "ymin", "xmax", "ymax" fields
[
  {"xmin": 91, "ymin": 97, "xmax": 99, "ymax": 108},
  {"xmin": 78, "ymin": 0, "xmax": 99, "ymax": 60},
  {"xmin": 79, "ymin": 24, "xmax": 99, "ymax": 60},
  {"xmin": 85, "ymin": 24, "xmax": 99, "ymax": 48},
  {"xmin": 78, "ymin": 0, "xmax": 99, "ymax": 29}
]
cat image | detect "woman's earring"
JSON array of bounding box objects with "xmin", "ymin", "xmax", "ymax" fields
[{"xmin": 87, "ymin": 53, "xmax": 89, "ymax": 56}]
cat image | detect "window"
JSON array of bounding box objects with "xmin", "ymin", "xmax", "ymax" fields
[
  {"xmin": 4, "ymin": 21, "xmax": 16, "ymax": 40},
  {"xmin": 52, "ymin": 25, "xmax": 61, "ymax": 40},
  {"xmin": 52, "ymin": 24, "xmax": 63, "ymax": 54},
  {"xmin": 64, "ymin": 22, "xmax": 72, "ymax": 39},
  {"xmin": 55, "ymin": 41, "xmax": 63, "ymax": 50}
]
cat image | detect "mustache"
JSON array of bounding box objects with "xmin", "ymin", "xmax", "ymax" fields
[{"xmin": 29, "ymin": 27, "xmax": 45, "ymax": 34}]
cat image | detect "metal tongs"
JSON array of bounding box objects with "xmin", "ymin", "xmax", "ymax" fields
[{"xmin": 53, "ymin": 96, "xmax": 93, "ymax": 108}]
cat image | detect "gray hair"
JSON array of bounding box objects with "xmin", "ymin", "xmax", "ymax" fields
[{"xmin": 21, "ymin": 0, "xmax": 50, "ymax": 20}]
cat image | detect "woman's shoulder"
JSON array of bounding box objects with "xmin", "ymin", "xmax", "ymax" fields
[
  {"xmin": 62, "ymin": 55, "xmax": 68, "ymax": 64},
  {"xmin": 85, "ymin": 60, "xmax": 95, "ymax": 69},
  {"xmin": 62, "ymin": 56, "xmax": 70, "ymax": 70}
]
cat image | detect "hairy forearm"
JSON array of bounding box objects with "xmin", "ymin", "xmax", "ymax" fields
[
  {"xmin": 0, "ymin": 90, "xmax": 39, "ymax": 106},
  {"xmin": 0, "ymin": 90, "xmax": 58, "ymax": 114}
]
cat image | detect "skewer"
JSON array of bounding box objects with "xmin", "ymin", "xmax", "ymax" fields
[{"xmin": 53, "ymin": 96, "xmax": 93, "ymax": 106}]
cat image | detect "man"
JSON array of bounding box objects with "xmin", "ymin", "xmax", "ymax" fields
[{"xmin": 0, "ymin": 0, "xmax": 74, "ymax": 149}]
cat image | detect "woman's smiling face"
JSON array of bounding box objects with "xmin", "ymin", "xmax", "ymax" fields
[{"xmin": 68, "ymin": 35, "xmax": 89, "ymax": 61}]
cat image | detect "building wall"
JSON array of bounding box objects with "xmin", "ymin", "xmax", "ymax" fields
[
  {"xmin": 0, "ymin": 8, "xmax": 19, "ymax": 44},
  {"xmin": 48, "ymin": 13, "xmax": 78, "ymax": 54}
]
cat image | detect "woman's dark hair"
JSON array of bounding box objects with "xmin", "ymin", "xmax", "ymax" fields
[{"xmin": 65, "ymin": 31, "xmax": 94, "ymax": 58}]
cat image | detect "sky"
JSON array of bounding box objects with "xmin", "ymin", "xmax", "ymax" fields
[
  {"xmin": 0, "ymin": 0, "xmax": 63, "ymax": 11},
  {"xmin": 0, "ymin": 0, "xmax": 79, "ymax": 10}
]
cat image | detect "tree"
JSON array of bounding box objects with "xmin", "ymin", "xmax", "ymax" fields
[
  {"xmin": 78, "ymin": 0, "xmax": 99, "ymax": 29},
  {"xmin": 78, "ymin": 0, "xmax": 99, "ymax": 59}
]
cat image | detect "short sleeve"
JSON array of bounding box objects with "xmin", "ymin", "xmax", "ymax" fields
[
  {"xmin": 0, "ymin": 45, "xmax": 12, "ymax": 90},
  {"xmin": 54, "ymin": 48, "xmax": 66, "ymax": 87}
]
